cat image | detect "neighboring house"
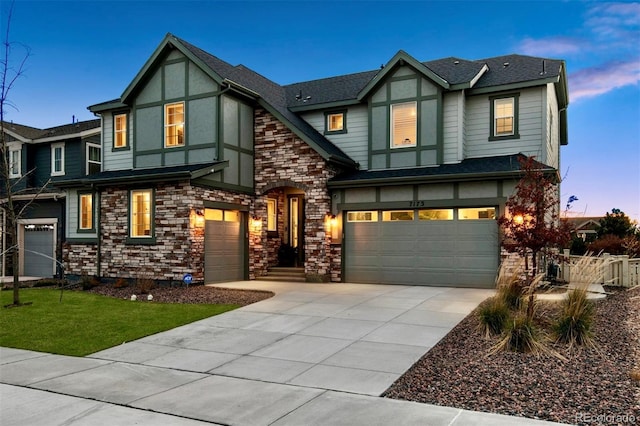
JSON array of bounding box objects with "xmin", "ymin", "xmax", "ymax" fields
[
  {"xmin": 566, "ymin": 217, "xmax": 601, "ymax": 241},
  {"xmin": 1, "ymin": 119, "xmax": 101, "ymax": 278},
  {"xmin": 60, "ymin": 33, "xmax": 568, "ymax": 288}
]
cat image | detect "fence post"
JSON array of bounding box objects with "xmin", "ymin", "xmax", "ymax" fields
[
  {"xmin": 621, "ymin": 255, "xmax": 629, "ymax": 287},
  {"xmin": 562, "ymin": 249, "xmax": 571, "ymax": 283},
  {"xmin": 603, "ymin": 253, "xmax": 612, "ymax": 285}
]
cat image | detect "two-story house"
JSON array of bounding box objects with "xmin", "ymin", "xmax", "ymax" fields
[
  {"xmin": 1, "ymin": 119, "xmax": 101, "ymax": 278},
  {"xmin": 61, "ymin": 34, "xmax": 568, "ymax": 288}
]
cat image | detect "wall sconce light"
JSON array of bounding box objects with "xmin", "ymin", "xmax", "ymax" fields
[
  {"xmin": 250, "ymin": 215, "xmax": 262, "ymax": 232},
  {"xmin": 191, "ymin": 208, "xmax": 205, "ymax": 228}
]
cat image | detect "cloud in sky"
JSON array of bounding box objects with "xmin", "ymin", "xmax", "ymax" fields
[
  {"xmin": 518, "ymin": 2, "xmax": 640, "ymax": 102},
  {"xmin": 569, "ymin": 59, "xmax": 640, "ymax": 102}
]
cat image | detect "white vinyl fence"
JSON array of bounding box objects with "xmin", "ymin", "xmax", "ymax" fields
[{"xmin": 560, "ymin": 250, "xmax": 639, "ymax": 288}]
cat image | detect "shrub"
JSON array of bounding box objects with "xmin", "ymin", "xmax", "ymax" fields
[
  {"xmin": 135, "ymin": 274, "xmax": 156, "ymax": 295},
  {"xmin": 478, "ymin": 297, "xmax": 510, "ymax": 338},
  {"xmin": 588, "ymin": 234, "xmax": 625, "ymax": 255},
  {"xmin": 553, "ymin": 287, "xmax": 595, "ymax": 349},
  {"xmin": 80, "ymin": 274, "xmax": 100, "ymax": 290},
  {"xmin": 113, "ymin": 278, "xmax": 129, "ymax": 289}
]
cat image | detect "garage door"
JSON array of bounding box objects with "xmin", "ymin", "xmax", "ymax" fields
[
  {"xmin": 344, "ymin": 208, "xmax": 499, "ymax": 287},
  {"xmin": 204, "ymin": 209, "xmax": 245, "ymax": 283},
  {"xmin": 23, "ymin": 224, "xmax": 56, "ymax": 277}
]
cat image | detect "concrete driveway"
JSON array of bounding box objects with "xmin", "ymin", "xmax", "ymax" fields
[{"xmin": 0, "ymin": 281, "xmax": 565, "ymax": 425}]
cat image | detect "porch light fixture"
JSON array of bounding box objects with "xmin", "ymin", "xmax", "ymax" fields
[
  {"xmin": 191, "ymin": 209, "xmax": 205, "ymax": 228},
  {"xmin": 250, "ymin": 215, "xmax": 262, "ymax": 232}
]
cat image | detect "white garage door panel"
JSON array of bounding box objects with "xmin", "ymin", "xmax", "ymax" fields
[{"xmin": 345, "ymin": 210, "xmax": 498, "ymax": 287}]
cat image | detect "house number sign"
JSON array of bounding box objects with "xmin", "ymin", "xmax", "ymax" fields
[{"xmin": 408, "ymin": 201, "xmax": 426, "ymax": 207}]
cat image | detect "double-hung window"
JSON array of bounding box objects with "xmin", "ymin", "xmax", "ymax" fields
[
  {"xmin": 114, "ymin": 113, "xmax": 128, "ymax": 148},
  {"xmin": 78, "ymin": 193, "xmax": 94, "ymax": 231},
  {"xmin": 86, "ymin": 143, "xmax": 101, "ymax": 175},
  {"xmin": 490, "ymin": 94, "xmax": 519, "ymax": 139},
  {"xmin": 51, "ymin": 143, "xmax": 65, "ymax": 176},
  {"xmin": 9, "ymin": 147, "xmax": 21, "ymax": 178},
  {"xmin": 164, "ymin": 102, "xmax": 185, "ymax": 147},
  {"xmin": 391, "ymin": 101, "xmax": 417, "ymax": 148},
  {"xmin": 130, "ymin": 189, "xmax": 153, "ymax": 238}
]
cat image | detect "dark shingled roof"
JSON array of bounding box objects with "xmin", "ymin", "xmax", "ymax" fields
[
  {"xmin": 1, "ymin": 121, "xmax": 44, "ymax": 139},
  {"xmin": 329, "ymin": 154, "xmax": 555, "ymax": 186},
  {"xmin": 55, "ymin": 161, "xmax": 224, "ymax": 187},
  {"xmin": 177, "ymin": 36, "xmax": 357, "ymax": 166},
  {"xmin": 1, "ymin": 119, "xmax": 101, "ymax": 141},
  {"xmin": 282, "ymin": 54, "xmax": 563, "ymax": 109}
]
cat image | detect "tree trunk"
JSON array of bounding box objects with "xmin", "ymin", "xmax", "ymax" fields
[{"xmin": 11, "ymin": 224, "xmax": 19, "ymax": 305}]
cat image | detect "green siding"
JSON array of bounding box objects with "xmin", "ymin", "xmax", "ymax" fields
[
  {"xmin": 136, "ymin": 106, "xmax": 162, "ymax": 152},
  {"xmin": 188, "ymin": 97, "xmax": 217, "ymax": 147},
  {"xmin": 189, "ymin": 64, "xmax": 218, "ymax": 95},
  {"xmin": 137, "ymin": 72, "xmax": 162, "ymax": 104}
]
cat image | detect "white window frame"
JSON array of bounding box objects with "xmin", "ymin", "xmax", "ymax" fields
[
  {"xmin": 390, "ymin": 101, "xmax": 417, "ymax": 148},
  {"xmin": 51, "ymin": 142, "xmax": 65, "ymax": 176},
  {"xmin": 164, "ymin": 102, "xmax": 185, "ymax": 148},
  {"xmin": 114, "ymin": 113, "xmax": 127, "ymax": 148},
  {"xmin": 9, "ymin": 146, "xmax": 21, "ymax": 178},
  {"xmin": 86, "ymin": 142, "xmax": 101, "ymax": 175}
]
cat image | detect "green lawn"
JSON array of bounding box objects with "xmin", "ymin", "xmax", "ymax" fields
[{"xmin": 0, "ymin": 289, "xmax": 239, "ymax": 356}]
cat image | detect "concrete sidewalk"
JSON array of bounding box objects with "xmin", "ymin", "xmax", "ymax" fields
[{"xmin": 1, "ymin": 281, "xmax": 566, "ymax": 425}]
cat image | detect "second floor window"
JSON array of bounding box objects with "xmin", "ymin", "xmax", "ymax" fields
[
  {"xmin": 165, "ymin": 102, "xmax": 185, "ymax": 147},
  {"xmin": 87, "ymin": 143, "xmax": 101, "ymax": 175},
  {"xmin": 391, "ymin": 102, "xmax": 417, "ymax": 148},
  {"xmin": 114, "ymin": 113, "xmax": 127, "ymax": 148},
  {"xmin": 51, "ymin": 143, "xmax": 65, "ymax": 176},
  {"xmin": 325, "ymin": 111, "xmax": 346, "ymax": 134},
  {"xmin": 494, "ymin": 97, "xmax": 514, "ymax": 136},
  {"xmin": 9, "ymin": 148, "xmax": 21, "ymax": 178}
]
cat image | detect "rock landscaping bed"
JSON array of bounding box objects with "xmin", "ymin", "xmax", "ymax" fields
[
  {"xmin": 87, "ymin": 284, "xmax": 274, "ymax": 306},
  {"xmin": 383, "ymin": 286, "xmax": 640, "ymax": 425}
]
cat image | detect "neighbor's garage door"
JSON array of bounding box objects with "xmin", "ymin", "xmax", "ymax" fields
[
  {"xmin": 23, "ymin": 224, "xmax": 55, "ymax": 277},
  {"xmin": 204, "ymin": 209, "xmax": 245, "ymax": 283},
  {"xmin": 344, "ymin": 208, "xmax": 499, "ymax": 287}
]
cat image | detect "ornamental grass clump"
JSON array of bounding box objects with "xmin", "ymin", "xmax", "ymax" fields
[
  {"xmin": 495, "ymin": 259, "xmax": 526, "ymax": 310},
  {"xmin": 553, "ymin": 287, "xmax": 595, "ymax": 349},
  {"xmin": 491, "ymin": 312, "xmax": 546, "ymax": 355},
  {"xmin": 478, "ymin": 297, "xmax": 510, "ymax": 338}
]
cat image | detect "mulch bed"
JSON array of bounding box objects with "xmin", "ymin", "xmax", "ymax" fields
[
  {"xmin": 87, "ymin": 284, "xmax": 274, "ymax": 306},
  {"xmin": 383, "ymin": 286, "xmax": 640, "ymax": 425}
]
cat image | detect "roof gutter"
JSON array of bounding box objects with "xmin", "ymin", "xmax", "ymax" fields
[{"xmin": 328, "ymin": 168, "xmax": 558, "ymax": 189}]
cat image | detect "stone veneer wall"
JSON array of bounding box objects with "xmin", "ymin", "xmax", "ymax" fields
[
  {"xmin": 63, "ymin": 181, "xmax": 255, "ymax": 283},
  {"xmin": 254, "ymin": 107, "xmax": 345, "ymax": 282},
  {"xmin": 63, "ymin": 242, "xmax": 98, "ymax": 276}
]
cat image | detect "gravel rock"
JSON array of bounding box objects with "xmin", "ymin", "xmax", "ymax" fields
[
  {"xmin": 383, "ymin": 286, "xmax": 640, "ymax": 425},
  {"xmin": 87, "ymin": 284, "xmax": 274, "ymax": 306}
]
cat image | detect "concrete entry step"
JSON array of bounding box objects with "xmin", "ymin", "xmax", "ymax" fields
[{"xmin": 262, "ymin": 267, "xmax": 306, "ymax": 282}]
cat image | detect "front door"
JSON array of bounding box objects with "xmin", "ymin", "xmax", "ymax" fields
[{"xmin": 288, "ymin": 194, "xmax": 305, "ymax": 266}]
